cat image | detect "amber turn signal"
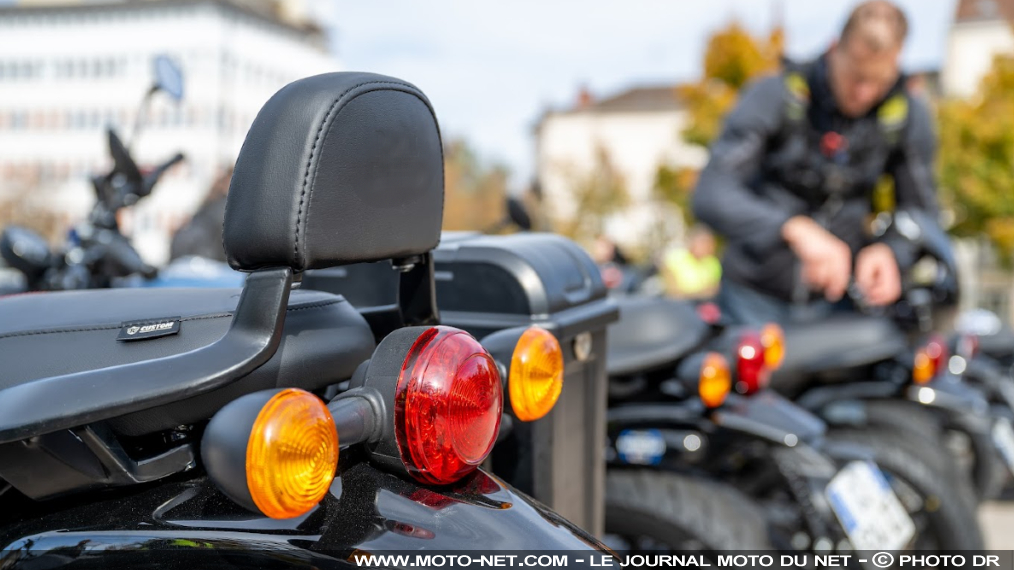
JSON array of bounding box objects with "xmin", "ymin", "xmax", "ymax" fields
[
  {"xmin": 699, "ymin": 352, "xmax": 731, "ymax": 408},
  {"xmin": 913, "ymin": 348, "xmax": 935, "ymax": 385},
  {"xmin": 246, "ymin": 389, "xmax": 339, "ymax": 519},
  {"xmin": 760, "ymin": 323, "xmax": 785, "ymax": 370},
  {"xmin": 509, "ymin": 326, "xmax": 564, "ymax": 421}
]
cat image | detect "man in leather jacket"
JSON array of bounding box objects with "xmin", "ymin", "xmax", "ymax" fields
[{"xmin": 692, "ymin": 0, "xmax": 940, "ymax": 325}]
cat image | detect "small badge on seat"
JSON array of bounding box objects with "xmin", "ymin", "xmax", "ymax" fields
[{"xmin": 117, "ymin": 317, "xmax": 182, "ymax": 341}]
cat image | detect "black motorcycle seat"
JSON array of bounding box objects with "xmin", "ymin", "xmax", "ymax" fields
[
  {"xmin": 770, "ymin": 313, "xmax": 907, "ymax": 390},
  {"xmin": 0, "ymin": 287, "xmax": 375, "ymax": 436},
  {"xmin": 606, "ymin": 296, "xmax": 709, "ymax": 377}
]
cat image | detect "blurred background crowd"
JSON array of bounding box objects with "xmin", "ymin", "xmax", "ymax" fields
[{"xmin": 0, "ymin": 0, "xmax": 1011, "ymax": 319}]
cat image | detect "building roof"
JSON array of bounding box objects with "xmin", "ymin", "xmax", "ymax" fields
[
  {"xmin": 549, "ymin": 84, "xmax": 684, "ymax": 117},
  {"xmin": 587, "ymin": 85, "xmax": 684, "ymax": 113},
  {"xmin": 0, "ymin": 0, "xmax": 324, "ymax": 42},
  {"xmin": 954, "ymin": 0, "xmax": 1014, "ymax": 24}
]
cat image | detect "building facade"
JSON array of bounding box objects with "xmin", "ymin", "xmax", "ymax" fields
[
  {"xmin": 0, "ymin": 0, "xmax": 339, "ymax": 263},
  {"xmin": 534, "ymin": 86, "xmax": 707, "ymax": 252},
  {"xmin": 942, "ymin": 0, "xmax": 1014, "ymax": 98}
]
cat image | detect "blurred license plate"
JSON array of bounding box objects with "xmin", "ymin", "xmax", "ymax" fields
[
  {"xmin": 826, "ymin": 461, "xmax": 915, "ymax": 551},
  {"xmin": 991, "ymin": 418, "xmax": 1014, "ymax": 475}
]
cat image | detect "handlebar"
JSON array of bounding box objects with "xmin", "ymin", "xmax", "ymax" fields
[{"xmin": 141, "ymin": 152, "xmax": 185, "ymax": 197}]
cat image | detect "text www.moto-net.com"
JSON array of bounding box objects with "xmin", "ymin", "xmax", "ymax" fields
[{"xmin": 351, "ymin": 553, "xmax": 1011, "ymax": 569}]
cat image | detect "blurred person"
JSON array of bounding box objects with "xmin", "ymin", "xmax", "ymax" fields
[
  {"xmin": 693, "ymin": 0, "xmax": 940, "ymax": 325},
  {"xmin": 591, "ymin": 234, "xmax": 631, "ymax": 290},
  {"xmin": 663, "ymin": 225, "xmax": 722, "ymax": 300},
  {"xmin": 169, "ymin": 167, "xmax": 232, "ymax": 262}
]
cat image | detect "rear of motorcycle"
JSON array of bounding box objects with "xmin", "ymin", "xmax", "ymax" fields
[
  {"xmin": 603, "ymin": 297, "xmax": 895, "ymax": 554},
  {"xmin": 605, "ymin": 297, "xmax": 978, "ymax": 554},
  {"xmin": 774, "ymin": 322, "xmax": 985, "ymax": 549},
  {"xmin": 303, "ymin": 231, "xmax": 620, "ymax": 536},
  {"xmin": 0, "ymin": 73, "xmax": 612, "ymax": 569}
]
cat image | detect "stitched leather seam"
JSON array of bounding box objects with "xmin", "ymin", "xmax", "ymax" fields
[
  {"xmin": 297, "ymin": 79, "xmax": 439, "ymax": 269},
  {"xmin": 0, "ymin": 299, "xmax": 344, "ymax": 340}
]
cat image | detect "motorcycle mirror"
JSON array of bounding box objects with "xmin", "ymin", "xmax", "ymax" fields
[
  {"xmin": 506, "ymin": 197, "xmax": 532, "ymax": 231},
  {"xmin": 152, "ymin": 55, "xmax": 184, "ymax": 101},
  {"xmin": 107, "ymin": 128, "xmax": 143, "ymax": 184}
]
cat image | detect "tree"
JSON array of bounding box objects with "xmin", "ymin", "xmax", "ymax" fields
[
  {"xmin": 653, "ymin": 164, "xmax": 699, "ymax": 227},
  {"xmin": 556, "ymin": 146, "xmax": 630, "ymax": 246},
  {"xmin": 441, "ymin": 139, "xmax": 510, "ymax": 232},
  {"xmin": 937, "ymin": 54, "xmax": 1014, "ymax": 261},
  {"xmin": 677, "ymin": 23, "xmax": 783, "ymax": 147},
  {"xmin": 654, "ymin": 23, "xmax": 782, "ymax": 222}
]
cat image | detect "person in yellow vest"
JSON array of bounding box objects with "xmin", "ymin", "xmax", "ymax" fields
[{"xmin": 663, "ymin": 225, "xmax": 722, "ymax": 299}]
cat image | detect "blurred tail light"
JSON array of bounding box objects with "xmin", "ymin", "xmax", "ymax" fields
[
  {"xmin": 736, "ymin": 331, "xmax": 769, "ymax": 394},
  {"xmin": 508, "ymin": 326, "xmax": 564, "ymax": 421},
  {"xmin": 926, "ymin": 334, "xmax": 948, "ymax": 374}
]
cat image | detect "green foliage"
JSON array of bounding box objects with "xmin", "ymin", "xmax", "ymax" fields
[{"xmin": 937, "ymin": 54, "xmax": 1014, "ymax": 261}]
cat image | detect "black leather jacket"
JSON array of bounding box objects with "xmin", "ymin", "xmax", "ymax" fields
[{"xmin": 692, "ymin": 55, "xmax": 941, "ymax": 302}]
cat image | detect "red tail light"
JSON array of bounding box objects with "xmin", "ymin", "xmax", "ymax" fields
[
  {"xmin": 958, "ymin": 333, "xmax": 979, "ymax": 359},
  {"xmin": 926, "ymin": 334, "xmax": 948, "ymax": 376},
  {"xmin": 736, "ymin": 331, "xmax": 769, "ymax": 395},
  {"xmin": 396, "ymin": 327, "xmax": 503, "ymax": 485}
]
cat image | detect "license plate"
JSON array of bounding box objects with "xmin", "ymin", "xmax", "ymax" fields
[
  {"xmin": 826, "ymin": 461, "xmax": 915, "ymax": 552},
  {"xmin": 991, "ymin": 418, "xmax": 1014, "ymax": 476}
]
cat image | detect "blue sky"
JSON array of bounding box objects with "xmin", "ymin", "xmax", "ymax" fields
[{"xmin": 326, "ymin": 0, "xmax": 958, "ymax": 189}]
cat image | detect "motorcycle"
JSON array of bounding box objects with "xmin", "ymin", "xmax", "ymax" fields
[
  {"xmin": 1, "ymin": 55, "xmax": 186, "ymax": 292},
  {"xmin": 768, "ymin": 209, "xmax": 1007, "ymax": 509},
  {"xmin": 0, "ymin": 72, "xmax": 614, "ymax": 568},
  {"xmin": 601, "ymin": 296, "xmax": 974, "ymax": 554}
]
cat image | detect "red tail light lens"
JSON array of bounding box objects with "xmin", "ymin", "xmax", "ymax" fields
[
  {"xmin": 736, "ymin": 331, "xmax": 769, "ymax": 394},
  {"xmin": 396, "ymin": 326, "xmax": 503, "ymax": 485},
  {"xmin": 926, "ymin": 334, "xmax": 948, "ymax": 376}
]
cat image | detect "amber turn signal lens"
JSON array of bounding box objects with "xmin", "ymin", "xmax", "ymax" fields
[
  {"xmin": 699, "ymin": 353, "xmax": 731, "ymax": 408},
  {"xmin": 509, "ymin": 326, "xmax": 564, "ymax": 421},
  {"xmin": 246, "ymin": 389, "xmax": 339, "ymax": 519},
  {"xmin": 913, "ymin": 348, "xmax": 935, "ymax": 385},
  {"xmin": 760, "ymin": 323, "xmax": 785, "ymax": 370}
]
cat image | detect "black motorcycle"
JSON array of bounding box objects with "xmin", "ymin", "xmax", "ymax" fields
[
  {"xmin": 602, "ymin": 274, "xmax": 986, "ymax": 552},
  {"xmin": 0, "ymin": 72, "xmax": 614, "ymax": 569},
  {"xmin": 767, "ymin": 209, "xmax": 1005, "ymax": 516},
  {"xmin": 1, "ymin": 55, "xmax": 185, "ymax": 292}
]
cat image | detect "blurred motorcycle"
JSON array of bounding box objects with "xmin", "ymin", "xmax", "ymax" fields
[{"xmin": 1, "ymin": 55, "xmax": 185, "ymax": 292}]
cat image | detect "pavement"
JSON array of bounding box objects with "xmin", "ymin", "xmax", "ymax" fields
[{"xmin": 981, "ymin": 500, "xmax": 1014, "ymax": 549}]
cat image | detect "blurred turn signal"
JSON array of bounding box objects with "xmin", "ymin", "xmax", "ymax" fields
[
  {"xmin": 509, "ymin": 326, "xmax": 564, "ymax": 421},
  {"xmin": 699, "ymin": 353, "xmax": 731, "ymax": 408},
  {"xmin": 912, "ymin": 348, "xmax": 936, "ymax": 385},
  {"xmin": 247, "ymin": 389, "xmax": 339, "ymax": 519},
  {"xmin": 760, "ymin": 323, "xmax": 785, "ymax": 370}
]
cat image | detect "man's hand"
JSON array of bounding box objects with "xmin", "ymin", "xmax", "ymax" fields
[
  {"xmin": 855, "ymin": 243, "xmax": 902, "ymax": 306},
  {"xmin": 781, "ymin": 216, "xmax": 852, "ymax": 301}
]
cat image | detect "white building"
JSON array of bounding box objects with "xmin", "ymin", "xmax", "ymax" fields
[
  {"xmin": 0, "ymin": 0, "xmax": 340, "ymax": 264},
  {"xmin": 534, "ymin": 85, "xmax": 707, "ymax": 251},
  {"xmin": 941, "ymin": 0, "xmax": 1014, "ymax": 98}
]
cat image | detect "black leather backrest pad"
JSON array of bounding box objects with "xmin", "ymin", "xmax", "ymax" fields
[{"xmin": 224, "ymin": 72, "xmax": 445, "ymax": 272}]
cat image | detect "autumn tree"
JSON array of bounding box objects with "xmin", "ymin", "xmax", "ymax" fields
[
  {"xmin": 556, "ymin": 146, "xmax": 630, "ymax": 246},
  {"xmin": 678, "ymin": 23, "xmax": 783, "ymax": 147},
  {"xmin": 441, "ymin": 139, "xmax": 510, "ymax": 232},
  {"xmin": 937, "ymin": 54, "xmax": 1014, "ymax": 261},
  {"xmin": 655, "ymin": 22, "xmax": 782, "ymax": 222}
]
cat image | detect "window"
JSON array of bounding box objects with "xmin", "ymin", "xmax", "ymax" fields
[{"xmin": 11, "ymin": 111, "xmax": 27, "ymax": 129}]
